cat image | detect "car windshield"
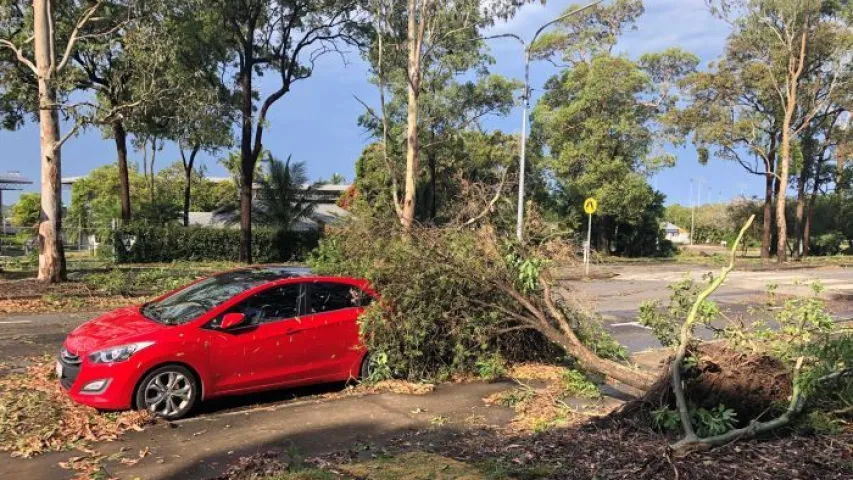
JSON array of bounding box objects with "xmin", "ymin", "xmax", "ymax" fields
[{"xmin": 141, "ymin": 267, "xmax": 308, "ymax": 325}]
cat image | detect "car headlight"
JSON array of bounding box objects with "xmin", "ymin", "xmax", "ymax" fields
[{"xmin": 88, "ymin": 342, "xmax": 154, "ymax": 364}]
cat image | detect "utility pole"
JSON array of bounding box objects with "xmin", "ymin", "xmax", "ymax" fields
[{"xmin": 485, "ymin": 1, "xmax": 606, "ymax": 241}]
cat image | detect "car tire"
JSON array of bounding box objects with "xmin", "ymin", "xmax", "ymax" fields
[
  {"xmin": 359, "ymin": 351, "xmax": 374, "ymax": 381},
  {"xmin": 135, "ymin": 365, "xmax": 199, "ymax": 420}
]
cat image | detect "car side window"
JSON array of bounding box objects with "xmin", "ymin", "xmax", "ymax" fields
[
  {"xmin": 225, "ymin": 284, "xmax": 304, "ymax": 326},
  {"xmin": 308, "ymin": 282, "xmax": 372, "ymax": 314}
]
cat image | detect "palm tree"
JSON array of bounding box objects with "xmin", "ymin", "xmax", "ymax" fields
[
  {"xmin": 254, "ymin": 155, "xmax": 318, "ymax": 231},
  {"xmin": 216, "ymin": 154, "xmax": 318, "ymax": 232}
]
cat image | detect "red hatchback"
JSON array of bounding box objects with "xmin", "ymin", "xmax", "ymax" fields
[{"xmin": 58, "ymin": 267, "xmax": 376, "ymax": 419}]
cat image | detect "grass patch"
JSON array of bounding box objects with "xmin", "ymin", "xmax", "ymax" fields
[{"xmin": 0, "ymin": 355, "xmax": 152, "ymax": 458}]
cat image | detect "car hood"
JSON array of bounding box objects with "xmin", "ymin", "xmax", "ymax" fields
[{"xmin": 64, "ymin": 307, "xmax": 167, "ymax": 354}]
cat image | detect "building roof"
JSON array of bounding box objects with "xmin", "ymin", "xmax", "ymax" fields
[
  {"xmin": 188, "ymin": 203, "xmax": 349, "ymax": 231},
  {"xmin": 0, "ymin": 172, "xmax": 33, "ymax": 189}
]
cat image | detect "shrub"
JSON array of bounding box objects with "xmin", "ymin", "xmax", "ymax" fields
[
  {"xmin": 113, "ymin": 225, "xmax": 319, "ymax": 264},
  {"xmin": 810, "ymin": 231, "xmax": 844, "ymax": 256}
]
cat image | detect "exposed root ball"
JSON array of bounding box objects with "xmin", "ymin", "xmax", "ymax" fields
[
  {"xmin": 608, "ymin": 344, "xmax": 792, "ymax": 428},
  {"xmin": 687, "ymin": 344, "xmax": 792, "ymax": 422}
]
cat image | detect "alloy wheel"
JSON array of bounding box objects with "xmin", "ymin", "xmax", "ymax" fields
[{"xmin": 143, "ymin": 371, "xmax": 193, "ymax": 417}]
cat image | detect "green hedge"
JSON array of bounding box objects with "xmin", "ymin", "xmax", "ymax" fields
[{"xmin": 113, "ymin": 226, "xmax": 320, "ymax": 263}]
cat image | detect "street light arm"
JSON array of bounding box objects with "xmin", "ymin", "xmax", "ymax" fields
[
  {"xmin": 480, "ymin": 32, "xmax": 525, "ymax": 46},
  {"xmin": 529, "ymin": 0, "xmax": 607, "ymax": 50}
]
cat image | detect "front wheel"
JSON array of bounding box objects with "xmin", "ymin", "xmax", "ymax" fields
[
  {"xmin": 359, "ymin": 351, "xmax": 375, "ymax": 381},
  {"xmin": 135, "ymin": 365, "xmax": 199, "ymax": 420}
]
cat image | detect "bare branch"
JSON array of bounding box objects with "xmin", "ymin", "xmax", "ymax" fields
[
  {"xmin": 0, "ymin": 39, "xmax": 38, "ymax": 74},
  {"xmin": 55, "ymin": 0, "xmax": 107, "ymax": 73}
]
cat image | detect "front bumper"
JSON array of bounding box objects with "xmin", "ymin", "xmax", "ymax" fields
[{"xmin": 58, "ymin": 350, "xmax": 138, "ymax": 410}]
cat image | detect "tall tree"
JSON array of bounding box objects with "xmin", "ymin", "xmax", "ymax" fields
[
  {"xmin": 678, "ymin": 60, "xmax": 783, "ymax": 259},
  {"xmin": 215, "ymin": 0, "xmax": 366, "ymax": 263},
  {"xmin": 366, "ymin": 0, "xmax": 527, "ymax": 231},
  {"xmin": 531, "ymin": 0, "xmax": 697, "ymax": 253},
  {"xmin": 1, "ymin": 1, "xmax": 122, "ymax": 282},
  {"xmin": 708, "ymin": 0, "xmax": 849, "ymax": 262}
]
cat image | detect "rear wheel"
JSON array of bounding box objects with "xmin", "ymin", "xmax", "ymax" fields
[{"xmin": 135, "ymin": 365, "xmax": 198, "ymax": 420}]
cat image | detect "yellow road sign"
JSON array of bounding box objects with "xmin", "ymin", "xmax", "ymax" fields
[{"xmin": 584, "ymin": 197, "xmax": 598, "ymax": 215}]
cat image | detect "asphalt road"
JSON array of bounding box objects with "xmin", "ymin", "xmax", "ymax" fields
[{"xmin": 570, "ymin": 263, "xmax": 853, "ymax": 352}]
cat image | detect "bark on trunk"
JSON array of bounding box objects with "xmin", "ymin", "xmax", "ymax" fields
[
  {"xmin": 239, "ymin": 41, "xmax": 255, "ymax": 263},
  {"xmin": 777, "ymin": 126, "xmax": 791, "ymax": 263},
  {"xmin": 761, "ymin": 172, "xmax": 773, "ymax": 260},
  {"xmin": 113, "ymin": 121, "xmax": 131, "ymax": 224},
  {"xmin": 401, "ymin": 0, "xmax": 421, "ymax": 232},
  {"xmin": 181, "ymin": 146, "xmax": 199, "ymax": 227},
  {"xmin": 33, "ymin": 0, "xmax": 65, "ymax": 283}
]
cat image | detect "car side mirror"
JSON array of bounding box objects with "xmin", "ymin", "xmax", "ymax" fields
[{"xmin": 220, "ymin": 312, "xmax": 247, "ymax": 330}]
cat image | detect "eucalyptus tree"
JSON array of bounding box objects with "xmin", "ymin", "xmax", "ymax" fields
[
  {"xmin": 705, "ymin": 0, "xmax": 851, "ymax": 261},
  {"xmin": 357, "ymin": 25, "xmax": 519, "ymax": 223},
  {"xmin": 1, "ymin": 1, "xmax": 125, "ymax": 282},
  {"xmin": 212, "ymin": 0, "xmax": 369, "ymax": 263},
  {"xmin": 363, "ymin": 0, "xmax": 529, "ymax": 232}
]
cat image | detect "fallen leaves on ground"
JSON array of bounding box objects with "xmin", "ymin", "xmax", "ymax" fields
[
  {"xmin": 484, "ymin": 363, "xmax": 613, "ymax": 433},
  {"xmin": 0, "ymin": 355, "xmax": 153, "ymax": 458}
]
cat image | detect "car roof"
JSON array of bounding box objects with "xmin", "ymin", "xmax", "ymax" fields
[{"xmin": 212, "ymin": 265, "xmax": 311, "ymax": 284}]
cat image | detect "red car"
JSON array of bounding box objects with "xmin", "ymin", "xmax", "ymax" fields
[{"xmin": 58, "ymin": 266, "xmax": 376, "ymax": 419}]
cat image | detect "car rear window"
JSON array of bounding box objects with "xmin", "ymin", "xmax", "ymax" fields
[{"xmin": 308, "ymin": 282, "xmax": 372, "ymax": 314}]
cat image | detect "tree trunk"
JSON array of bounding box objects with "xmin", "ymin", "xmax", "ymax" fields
[
  {"xmin": 777, "ymin": 124, "xmax": 791, "ymax": 263},
  {"xmin": 428, "ymin": 147, "xmax": 437, "ymax": 221},
  {"xmin": 182, "ymin": 146, "xmax": 199, "ymax": 227},
  {"xmin": 113, "ymin": 121, "xmax": 131, "ymax": 224},
  {"xmin": 793, "ymin": 137, "xmax": 812, "ymax": 260},
  {"xmin": 33, "ymin": 0, "xmax": 65, "ymax": 283},
  {"xmin": 238, "ymin": 41, "xmax": 256, "ymax": 263},
  {"xmin": 776, "ymin": 32, "xmax": 807, "ymax": 263},
  {"xmin": 770, "ymin": 173, "xmax": 781, "ymax": 256},
  {"xmin": 400, "ymin": 0, "xmax": 421, "ymax": 232},
  {"xmin": 803, "ymin": 163, "xmax": 821, "ymax": 257},
  {"xmin": 761, "ymin": 172, "xmax": 774, "ymax": 260}
]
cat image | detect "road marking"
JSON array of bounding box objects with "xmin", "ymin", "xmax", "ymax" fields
[
  {"xmin": 0, "ymin": 320, "xmax": 32, "ymax": 325},
  {"xmin": 610, "ymin": 321, "xmax": 652, "ymax": 330}
]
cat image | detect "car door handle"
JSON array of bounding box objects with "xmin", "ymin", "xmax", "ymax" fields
[{"xmin": 285, "ymin": 328, "xmax": 304, "ymax": 335}]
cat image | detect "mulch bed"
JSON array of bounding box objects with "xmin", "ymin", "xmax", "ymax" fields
[
  {"xmin": 216, "ymin": 421, "xmax": 852, "ymax": 480},
  {"xmin": 440, "ymin": 424, "xmax": 853, "ymax": 480}
]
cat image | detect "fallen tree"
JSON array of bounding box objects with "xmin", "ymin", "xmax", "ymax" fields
[{"xmin": 310, "ymin": 215, "xmax": 654, "ymax": 391}]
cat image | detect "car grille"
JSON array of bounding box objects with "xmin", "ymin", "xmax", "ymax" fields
[{"xmin": 58, "ymin": 348, "xmax": 82, "ymax": 389}]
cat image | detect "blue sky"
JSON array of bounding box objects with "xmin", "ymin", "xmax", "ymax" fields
[{"xmin": 0, "ymin": 0, "xmax": 749, "ymax": 207}]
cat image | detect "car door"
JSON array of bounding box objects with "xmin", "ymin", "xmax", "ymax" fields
[
  {"xmin": 298, "ymin": 281, "xmax": 371, "ymax": 380},
  {"xmin": 204, "ymin": 283, "xmax": 310, "ymax": 394}
]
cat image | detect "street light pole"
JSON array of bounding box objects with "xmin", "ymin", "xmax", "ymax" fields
[
  {"xmin": 516, "ymin": 49, "xmax": 531, "ymax": 240},
  {"xmin": 690, "ymin": 179, "xmax": 695, "ymax": 245},
  {"xmin": 487, "ymin": 0, "xmax": 606, "ymax": 241}
]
